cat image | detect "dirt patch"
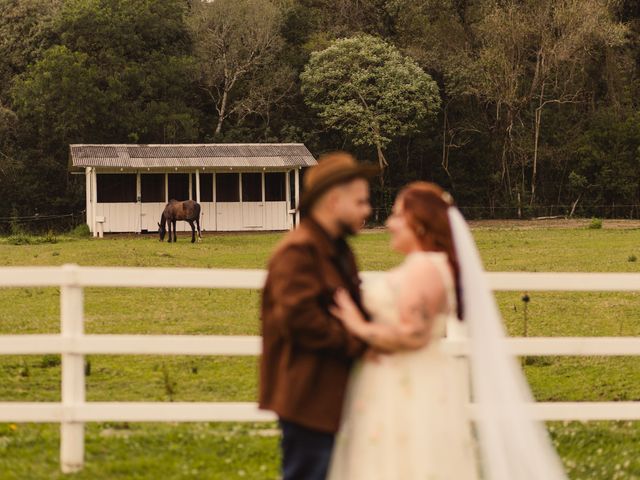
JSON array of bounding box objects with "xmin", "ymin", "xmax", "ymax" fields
[
  {"xmin": 467, "ymin": 218, "xmax": 640, "ymax": 230},
  {"xmin": 363, "ymin": 219, "xmax": 640, "ymax": 232}
]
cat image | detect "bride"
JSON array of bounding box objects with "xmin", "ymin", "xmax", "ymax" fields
[{"xmin": 328, "ymin": 182, "xmax": 567, "ymax": 480}]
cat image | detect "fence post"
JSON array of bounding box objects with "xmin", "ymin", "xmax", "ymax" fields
[
  {"xmin": 446, "ymin": 316, "xmax": 471, "ymax": 406},
  {"xmin": 60, "ymin": 264, "xmax": 85, "ymax": 473}
]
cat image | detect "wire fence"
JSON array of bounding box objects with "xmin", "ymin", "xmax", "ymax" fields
[{"xmin": 0, "ymin": 212, "xmax": 86, "ymax": 235}]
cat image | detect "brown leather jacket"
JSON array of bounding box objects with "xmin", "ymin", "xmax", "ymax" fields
[{"xmin": 259, "ymin": 218, "xmax": 367, "ymax": 433}]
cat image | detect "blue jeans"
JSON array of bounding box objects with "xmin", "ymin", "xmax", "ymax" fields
[{"xmin": 279, "ymin": 419, "xmax": 335, "ymax": 480}]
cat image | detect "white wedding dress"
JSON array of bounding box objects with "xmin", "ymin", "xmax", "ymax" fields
[{"xmin": 328, "ymin": 251, "xmax": 479, "ymax": 480}]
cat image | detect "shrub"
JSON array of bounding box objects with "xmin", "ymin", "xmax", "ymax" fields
[
  {"xmin": 588, "ymin": 217, "xmax": 603, "ymax": 229},
  {"xmin": 70, "ymin": 223, "xmax": 91, "ymax": 237},
  {"xmin": 5, "ymin": 232, "xmax": 58, "ymax": 245},
  {"xmin": 42, "ymin": 230, "xmax": 57, "ymax": 244},
  {"xmin": 6, "ymin": 234, "xmax": 32, "ymax": 245}
]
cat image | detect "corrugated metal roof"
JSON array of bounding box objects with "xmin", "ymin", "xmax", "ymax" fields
[{"xmin": 69, "ymin": 144, "xmax": 317, "ymax": 169}]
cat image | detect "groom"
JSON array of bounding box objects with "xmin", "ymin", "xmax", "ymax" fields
[{"xmin": 259, "ymin": 151, "xmax": 378, "ymax": 480}]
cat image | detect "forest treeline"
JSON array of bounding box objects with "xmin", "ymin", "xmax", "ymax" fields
[{"xmin": 1, "ymin": 0, "xmax": 640, "ymax": 230}]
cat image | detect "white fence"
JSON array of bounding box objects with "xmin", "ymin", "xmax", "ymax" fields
[{"xmin": 1, "ymin": 264, "xmax": 640, "ymax": 473}]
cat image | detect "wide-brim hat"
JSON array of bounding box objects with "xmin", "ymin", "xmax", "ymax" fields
[{"xmin": 298, "ymin": 151, "xmax": 379, "ymax": 215}]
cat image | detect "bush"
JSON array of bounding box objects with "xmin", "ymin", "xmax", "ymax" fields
[
  {"xmin": 70, "ymin": 223, "xmax": 91, "ymax": 237},
  {"xmin": 628, "ymin": 254, "xmax": 637, "ymax": 263},
  {"xmin": 6, "ymin": 234, "xmax": 32, "ymax": 245},
  {"xmin": 5, "ymin": 232, "xmax": 58, "ymax": 245},
  {"xmin": 42, "ymin": 230, "xmax": 57, "ymax": 244},
  {"xmin": 7, "ymin": 230, "xmax": 58, "ymax": 245},
  {"xmin": 588, "ymin": 217, "xmax": 603, "ymax": 229}
]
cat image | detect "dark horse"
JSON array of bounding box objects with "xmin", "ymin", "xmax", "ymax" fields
[{"xmin": 158, "ymin": 200, "xmax": 202, "ymax": 243}]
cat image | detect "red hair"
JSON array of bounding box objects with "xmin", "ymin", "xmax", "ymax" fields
[{"xmin": 397, "ymin": 182, "xmax": 463, "ymax": 319}]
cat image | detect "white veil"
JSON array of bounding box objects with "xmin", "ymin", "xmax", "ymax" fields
[{"xmin": 447, "ymin": 207, "xmax": 567, "ymax": 480}]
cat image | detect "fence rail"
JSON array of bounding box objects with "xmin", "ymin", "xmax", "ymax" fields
[{"xmin": 0, "ymin": 264, "xmax": 639, "ymax": 473}]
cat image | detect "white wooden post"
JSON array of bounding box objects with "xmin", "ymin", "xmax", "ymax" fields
[
  {"xmin": 85, "ymin": 168, "xmax": 92, "ymax": 233},
  {"xmin": 261, "ymin": 171, "xmax": 266, "ymax": 228},
  {"xmin": 294, "ymin": 168, "xmax": 300, "ymax": 226},
  {"xmin": 195, "ymin": 169, "xmax": 201, "ymax": 203},
  {"xmin": 285, "ymin": 170, "xmax": 292, "ymax": 229},
  {"xmin": 188, "ymin": 172, "xmax": 193, "ymax": 200},
  {"xmin": 90, "ymin": 169, "xmax": 98, "ymax": 237},
  {"xmin": 164, "ymin": 173, "xmax": 169, "ymax": 203},
  {"xmin": 136, "ymin": 173, "xmax": 142, "ymax": 233},
  {"xmin": 446, "ymin": 317, "xmax": 471, "ymax": 406},
  {"xmin": 212, "ymin": 172, "xmax": 217, "ymax": 231},
  {"xmin": 60, "ymin": 264, "xmax": 85, "ymax": 473}
]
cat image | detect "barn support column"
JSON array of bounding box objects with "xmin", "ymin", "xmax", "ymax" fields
[
  {"xmin": 294, "ymin": 167, "xmax": 300, "ymax": 226},
  {"xmin": 136, "ymin": 172, "xmax": 142, "ymax": 233},
  {"xmin": 90, "ymin": 168, "xmax": 98, "ymax": 237},
  {"xmin": 261, "ymin": 170, "xmax": 266, "ymax": 229},
  {"xmin": 212, "ymin": 172, "xmax": 217, "ymax": 232},
  {"xmin": 195, "ymin": 169, "xmax": 201, "ymax": 203},
  {"xmin": 85, "ymin": 168, "xmax": 92, "ymax": 233},
  {"xmin": 285, "ymin": 170, "xmax": 292, "ymax": 229},
  {"xmin": 164, "ymin": 173, "xmax": 168, "ymax": 203}
]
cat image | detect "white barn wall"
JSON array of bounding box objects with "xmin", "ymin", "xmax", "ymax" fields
[
  {"xmin": 140, "ymin": 203, "xmax": 165, "ymax": 232},
  {"xmin": 95, "ymin": 201, "xmax": 288, "ymax": 233},
  {"xmin": 200, "ymin": 202, "xmax": 216, "ymax": 232},
  {"xmin": 242, "ymin": 202, "xmax": 264, "ymax": 228},
  {"xmin": 264, "ymin": 202, "xmax": 288, "ymax": 230},
  {"xmin": 95, "ymin": 204, "xmax": 140, "ymax": 233},
  {"xmin": 216, "ymin": 203, "xmax": 243, "ymax": 231}
]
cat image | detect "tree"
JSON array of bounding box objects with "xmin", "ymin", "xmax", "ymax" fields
[
  {"xmin": 11, "ymin": 45, "xmax": 105, "ymax": 152},
  {"xmin": 465, "ymin": 0, "xmax": 626, "ymax": 205},
  {"xmin": 8, "ymin": 0, "xmax": 199, "ymax": 220},
  {"xmin": 0, "ymin": 0, "xmax": 62, "ymax": 102},
  {"xmin": 53, "ymin": 0, "xmax": 198, "ymax": 143},
  {"xmin": 300, "ymin": 34, "xmax": 441, "ymax": 184},
  {"xmin": 187, "ymin": 0, "xmax": 285, "ymax": 136}
]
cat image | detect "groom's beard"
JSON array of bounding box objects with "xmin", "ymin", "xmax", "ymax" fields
[{"xmin": 337, "ymin": 220, "xmax": 357, "ymax": 238}]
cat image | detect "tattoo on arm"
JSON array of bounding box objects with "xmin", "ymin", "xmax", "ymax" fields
[{"xmin": 406, "ymin": 303, "xmax": 430, "ymax": 338}]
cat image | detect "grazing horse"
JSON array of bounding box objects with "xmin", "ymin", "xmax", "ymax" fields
[{"xmin": 158, "ymin": 200, "xmax": 202, "ymax": 243}]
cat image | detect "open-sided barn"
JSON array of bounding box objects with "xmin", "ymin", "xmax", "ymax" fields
[{"xmin": 69, "ymin": 144, "xmax": 316, "ymax": 235}]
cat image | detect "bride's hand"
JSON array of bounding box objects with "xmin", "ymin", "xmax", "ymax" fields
[
  {"xmin": 363, "ymin": 348, "xmax": 385, "ymax": 363},
  {"xmin": 330, "ymin": 288, "xmax": 368, "ymax": 337}
]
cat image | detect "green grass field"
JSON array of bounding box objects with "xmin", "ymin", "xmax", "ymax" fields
[{"xmin": 0, "ymin": 226, "xmax": 639, "ymax": 479}]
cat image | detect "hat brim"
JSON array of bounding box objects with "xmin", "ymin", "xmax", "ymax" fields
[{"xmin": 298, "ymin": 163, "xmax": 380, "ymax": 215}]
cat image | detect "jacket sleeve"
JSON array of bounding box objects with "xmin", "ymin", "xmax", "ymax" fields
[{"xmin": 266, "ymin": 244, "xmax": 366, "ymax": 357}]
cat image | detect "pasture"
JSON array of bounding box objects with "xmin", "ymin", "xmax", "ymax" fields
[{"xmin": 0, "ymin": 225, "xmax": 639, "ymax": 479}]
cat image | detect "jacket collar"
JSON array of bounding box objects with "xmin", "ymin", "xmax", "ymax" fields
[{"xmin": 302, "ymin": 217, "xmax": 340, "ymax": 258}]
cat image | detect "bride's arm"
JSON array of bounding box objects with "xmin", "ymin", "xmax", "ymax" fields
[{"xmin": 330, "ymin": 258, "xmax": 447, "ymax": 352}]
